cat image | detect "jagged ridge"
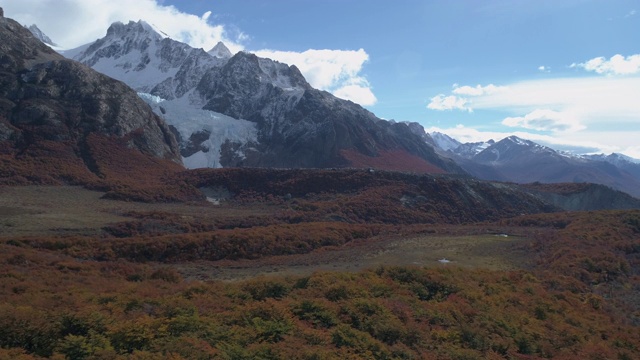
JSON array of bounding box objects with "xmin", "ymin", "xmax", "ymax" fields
[{"xmin": 68, "ymin": 20, "xmax": 465, "ymax": 174}]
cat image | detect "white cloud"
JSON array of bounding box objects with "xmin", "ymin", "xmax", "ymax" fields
[
  {"xmin": 333, "ymin": 82, "xmax": 377, "ymax": 106},
  {"xmin": 427, "ymin": 95, "xmax": 470, "ymax": 111},
  {"xmin": 254, "ymin": 48, "xmax": 376, "ymax": 105},
  {"xmin": 428, "ymin": 77, "xmax": 640, "ymax": 128},
  {"xmin": 573, "ymin": 54, "xmax": 640, "ymax": 75},
  {"xmin": 452, "ymin": 84, "xmax": 507, "ymax": 96},
  {"xmin": 625, "ymin": 9, "xmax": 637, "ymax": 18},
  {"xmin": 3, "ymin": 0, "xmax": 377, "ymax": 106},
  {"xmin": 502, "ymin": 109, "xmax": 584, "ymax": 132},
  {"xmin": 538, "ymin": 65, "xmax": 550, "ymax": 73},
  {"xmin": 425, "ymin": 54, "xmax": 640, "ymax": 158}
]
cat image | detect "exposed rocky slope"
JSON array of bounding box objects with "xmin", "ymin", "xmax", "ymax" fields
[
  {"xmin": 0, "ymin": 10, "xmax": 193, "ymax": 200},
  {"xmin": 68, "ymin": 20, "xmax": 463, "ymax": 174}
]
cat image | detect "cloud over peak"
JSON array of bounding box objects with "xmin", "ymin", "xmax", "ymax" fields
[{"xmin": 3, "ymin": 0, "xmax": 377, "ymax": 107}]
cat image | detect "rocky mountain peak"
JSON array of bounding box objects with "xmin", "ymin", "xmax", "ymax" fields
[
  {"xmin": 0, "ymin": 7, "xmax": 4, "ymax": 17},
  {"xmin": 106, "ymin": 20, "xmax": 164, "ymax": 40},
  {"xmin": 208, "ymin": 41, "xmax": 232, "ymax": 59},
  {"xmin": 26, "ymin": 24, "xmax": 57, "ymax": 46},
  {"xmin": 503, "ymin": 135, "xmax": 533, "ymax": 146}
]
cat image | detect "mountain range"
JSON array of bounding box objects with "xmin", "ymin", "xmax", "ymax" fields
[
  {"xmin": 62, "ymin": 20, "xmax": 462, "ymax": 174},
  {"xmin": 430, "ymin": 132, "xmax": 640, "ymax": 198},
  {"xmin": 4, "ymin": 8, "xmax": 640, "ymax": 203}
]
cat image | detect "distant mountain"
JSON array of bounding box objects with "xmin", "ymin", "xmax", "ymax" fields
[
  {"xmin": 66, "ymin": 20, "xmax": 463, "ymax": 174},
  {"xmin": 583, "ymin": 153, "xmax": 640, "ymax": 179},
  {"xmin": 431, "ymin": 135, "xmax": 640, "ymax": 198},
  {"xmin": 430, "ymin": 131, "xmax": 461, "ymax": 151},
  {"xmin": 0, "ymin": 11, "xmax": 190, "ymax": 200},
  {"xmin": 25, "ymin": 24, "xmax": 57, "ymax": 46}
]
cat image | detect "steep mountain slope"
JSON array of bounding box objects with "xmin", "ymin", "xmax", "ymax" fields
[
  {"xmin": 0, "ymin": 10, "xmax": 194, "ymax": 201},
  {"xmin": 67, "ymin": 20, "xmax": 463, "ymax": 174},
  {"xmin": 439, "ymin": 136, "xmax": 640, "ymax": 198}
]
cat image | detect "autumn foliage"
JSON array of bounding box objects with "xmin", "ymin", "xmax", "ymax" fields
[{"xmin": 1, "ymin": 167, "xmax": 640, "ymax": 358}]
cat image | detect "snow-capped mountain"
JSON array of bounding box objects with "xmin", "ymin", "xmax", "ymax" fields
[
  {"xmin": 66, "ymin": 20, "xmax": 225, "ymax": 99},
  {"xmin": 25, "ymin": 24, "xmax": 57, "ymax": 46},
  {"xmin": 66, "ymin": 20, "xmax": 463, "ymax": 174},
  {"xmin": 430, "ymin": 135, "xmax": 640, "ymax": 198},
  {"xmin": 473, "ymin": 136, "xmax": 561, "ymax": 164}
]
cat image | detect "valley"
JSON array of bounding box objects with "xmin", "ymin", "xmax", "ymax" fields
[
  {"xmin": 2, "ymin": 7, "xmax": 640, "ymax": 359},
  {"xmin": 1, "ymin": 175, "xmax": 639, "ymax": 359}
]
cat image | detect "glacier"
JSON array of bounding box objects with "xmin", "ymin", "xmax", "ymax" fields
[{"xmin": 138, "ymin": 92, "xmax": 258, "ymax": 169}]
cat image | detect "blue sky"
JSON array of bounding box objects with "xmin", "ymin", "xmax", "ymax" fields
[{"xmin": 3, "ymin": 0, "xmax": 640, "ymax": 157}]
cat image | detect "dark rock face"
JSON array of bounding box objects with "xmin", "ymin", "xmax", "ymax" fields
[
  {"xmin": 198, "ymin": 51, "xmax": 463, "ymax": 172},
  {"xmin": 0, "ymin": 14, "xmax": 181, "ymax": 173}
]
